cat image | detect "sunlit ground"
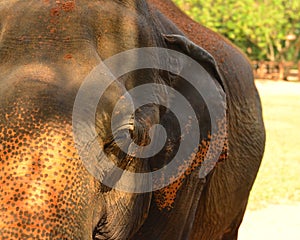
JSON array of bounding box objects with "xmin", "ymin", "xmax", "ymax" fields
[
  {"xmin": 239, "ymin": 80, "xmax": 300, "ymax": 240},
  {"xmin": 249, "ymin": 80, "xmax": 300, "ymax": 209}
]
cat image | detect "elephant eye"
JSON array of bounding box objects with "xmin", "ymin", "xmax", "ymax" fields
[
  {"xmin": 114, "ymin": 130, "xmax": 131, "ymax": 143},
  {"xmin": 103, "ymin": 129, "xmax": 132, "ymax": 154}
]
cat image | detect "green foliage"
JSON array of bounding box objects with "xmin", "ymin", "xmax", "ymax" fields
[{"xmin": 173, "ymin": 0, "xmax": 300, "ymax": 61}]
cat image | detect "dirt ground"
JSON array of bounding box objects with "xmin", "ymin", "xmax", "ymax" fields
[
  {"xmin": 239, "ymin": 204, "xmax": 300, "ymax": 240},
  {"xmin": 238, "ymin": 80, "xmax": 300, "ymax": 240}
]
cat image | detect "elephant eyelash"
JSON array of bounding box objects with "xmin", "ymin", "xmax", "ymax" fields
[
  {"xmin": 103, "ymin": 137, "xmax": 115, "ymax": 152},
  {"xmin": 93, "ymin": 216, "xmax": 112, "ymax": 240}
]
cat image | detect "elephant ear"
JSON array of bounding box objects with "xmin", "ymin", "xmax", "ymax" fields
[
  {"xmin": 148, "ymin": 34, "xmax": 228, "ymax": 211},
  {"xmin": 160, "ymin": 33, "xmax": 228, "ymax": 163},
  {"xmin": 163, "ymin": 34, "xmax": 225, "ymax": 91}
]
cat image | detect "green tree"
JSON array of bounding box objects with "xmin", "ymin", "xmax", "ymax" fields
[{"xmin": 173, "ymin": 0, "xmax": 300, "ymax": 61}]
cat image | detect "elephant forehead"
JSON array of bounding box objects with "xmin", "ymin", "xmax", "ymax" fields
[
  {"xmin": 0, "ymin": 1, "xmax": 153, "ymax": 87},
  {"xmin": 0, "ymin": 1, "xmax": 149, "ymax": 50},
  {"xmin": 8, "ymin": 64, "xmax": 57, "ymax": 83}
]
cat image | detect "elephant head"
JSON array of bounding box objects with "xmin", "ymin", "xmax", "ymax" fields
[{"xmin": 0, "ymin": 1, "xmax": 227, "ymax": 239}]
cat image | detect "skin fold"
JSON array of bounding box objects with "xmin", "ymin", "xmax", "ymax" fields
[{"xmin": 0, "ymin": 0, "xmax": 265, "ymax": 239}]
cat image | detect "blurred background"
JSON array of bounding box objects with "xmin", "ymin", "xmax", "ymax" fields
[{"xmin": 172, "ymin": 1, "xmax": 300, "ymax": 239}]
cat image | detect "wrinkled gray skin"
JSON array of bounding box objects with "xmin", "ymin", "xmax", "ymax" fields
[{"xmin": 0, "ymin": 0, "xmax": 265, "ymax": 239}]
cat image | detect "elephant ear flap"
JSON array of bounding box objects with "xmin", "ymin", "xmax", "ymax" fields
[{"xmin": 163, "ymin": 34, "xmax": 225, "ymax": 91}]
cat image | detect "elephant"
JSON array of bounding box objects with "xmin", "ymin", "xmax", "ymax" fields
[{"xmin": 0, "ymin": 0, "xmax": 265, "ymax": 240}]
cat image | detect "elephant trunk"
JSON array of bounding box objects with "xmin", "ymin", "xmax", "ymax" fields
[{"xmin": 0, "ymin": 66, "xmax": 106, "ymax": 238}]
